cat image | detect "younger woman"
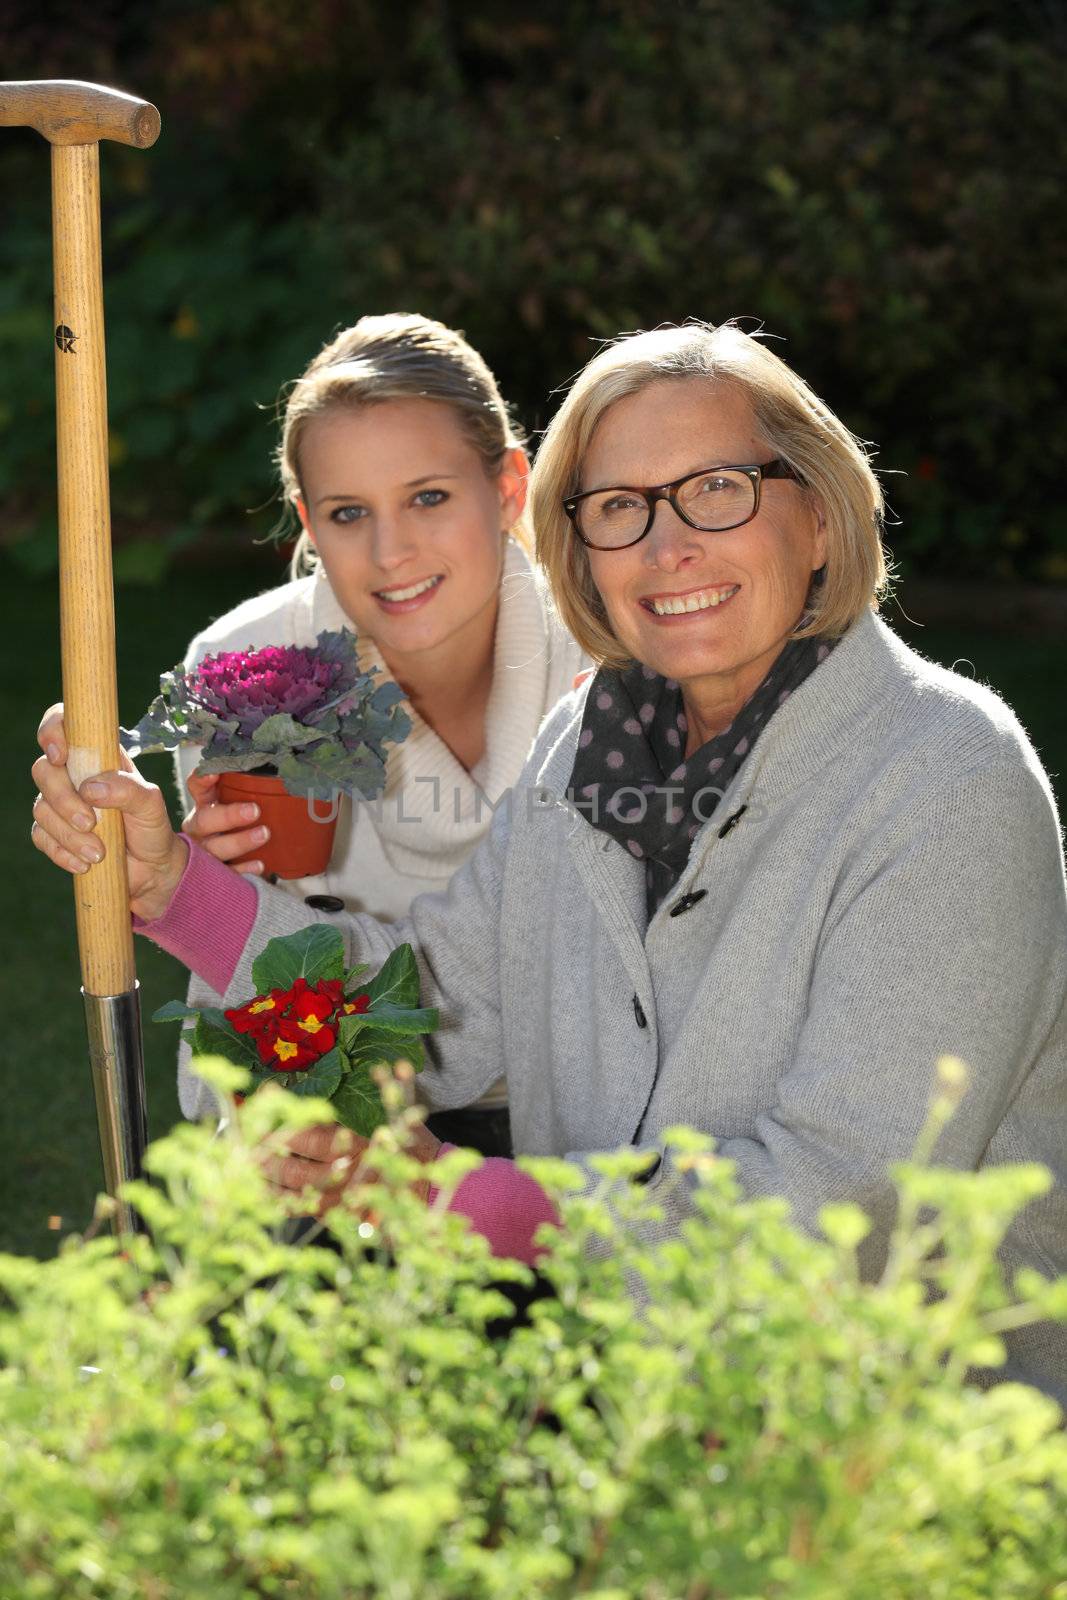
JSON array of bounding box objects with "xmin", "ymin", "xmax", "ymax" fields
[{"xmin": 56, "ymin": 313, "xmax": 587, "ymax": 1151}]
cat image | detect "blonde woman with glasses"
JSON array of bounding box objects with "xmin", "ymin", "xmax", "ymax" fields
[{"xmin": 32, "ymin": 321, "xmax": 1067, "ymax": 1402}]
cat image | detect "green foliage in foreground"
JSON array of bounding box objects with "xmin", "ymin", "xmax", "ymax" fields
[{"xmin": 1, "ymin": 1059, "xmax": 1066, "ymax": 1600}]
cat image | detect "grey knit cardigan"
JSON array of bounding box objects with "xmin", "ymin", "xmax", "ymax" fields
[{"xmin": 215, "ymin": 607, "xmax": 1067, "ymax": 1400}]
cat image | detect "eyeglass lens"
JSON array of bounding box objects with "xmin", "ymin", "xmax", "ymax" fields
[{"xmin": 577, "ymin": 469, "xmax": 756, "ymax": 547}]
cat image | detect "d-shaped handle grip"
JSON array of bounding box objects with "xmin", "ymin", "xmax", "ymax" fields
[{"xmin": 0, "ymin": 79, "xmax": 160, "ymax": 147}]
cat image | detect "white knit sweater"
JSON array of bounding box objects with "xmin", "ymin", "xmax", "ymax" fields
[{"xmin": 174, "ymin": 540, "xmax": 587, "ymax": 1116}]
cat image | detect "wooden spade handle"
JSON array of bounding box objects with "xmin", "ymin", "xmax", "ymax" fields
[
  {"xmin": 2, "ymin": 79, "xmax": 155, "ymax": 1228},
  {"xmin": 0, "ymin": 79, "xmax": 160, "ymax": 148},
  {"xmin": 52, "ymin": 139, "xmax": 136, "ymax": 996},
  {"xmin": 0, "ymin": 79, "xmax": 158, "ymax": 990}
]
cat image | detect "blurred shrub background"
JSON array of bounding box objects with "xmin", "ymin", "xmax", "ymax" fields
[{"xmin": 2, "ymin": 0, "xmax": 1065, "ymax": 584}]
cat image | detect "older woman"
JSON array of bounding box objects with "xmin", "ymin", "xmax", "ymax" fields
[{"xmin": 31, "ymin": 323, "xmax": 1067, "ymax": 1400}]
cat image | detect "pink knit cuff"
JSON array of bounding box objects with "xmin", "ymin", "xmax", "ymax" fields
[
  {"xmin": 133, "ymin": 836, "xmax": 259, "ymax": 995},
  {"xmin": 430, "ymin": 1142, "xmax": 560, "ymax": 1265}
]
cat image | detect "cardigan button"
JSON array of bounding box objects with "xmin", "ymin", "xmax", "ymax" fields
[
  {"xmin": 633, "ymin": 994, "xmax": 647, "ymax": 1029},
  {"xmin": 668, "ymin": 889, "xmax": 707, "ymax": 917},
  {"xmin": 717, "ymin": 804, "xmax": 748, "ymax": 839},
  {"xmin": 305, "ymin": 894, "xmax": 345, "ymax": 913}
]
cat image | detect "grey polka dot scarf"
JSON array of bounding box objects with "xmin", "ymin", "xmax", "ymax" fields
[{"xmin": 567, "ymin": 630, "xmax": 839, "ymax": 917}]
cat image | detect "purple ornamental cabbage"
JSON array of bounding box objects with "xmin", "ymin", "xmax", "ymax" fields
[
  {"xmin": 121, "ymin": 630, "xmax": 411, "ymax": 800},
  {"xmin": 191, "ymin": 645, "xmax": 347, "ymax": 736}
]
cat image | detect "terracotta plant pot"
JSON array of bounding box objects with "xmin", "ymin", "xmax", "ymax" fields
[{"xmin": 215, "ymin": 769, "xmax": 339, "ymax": 880}]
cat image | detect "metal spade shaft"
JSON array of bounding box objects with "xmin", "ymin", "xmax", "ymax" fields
[{"xmin": 0, "ymin": 81, "xmax": 161, "ymax": 1234}]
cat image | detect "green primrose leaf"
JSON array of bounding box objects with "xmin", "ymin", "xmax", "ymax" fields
[
  {"xmin": 364, "ymin": 1002, "xmax": 438, "ymax": 1034},
  {"xmin": 152, "ymin": 999, "xmax": 202, "ymax": 1024},
  {"xmin": 286, "ymin": 1048, "xmax": 344, "ymax": 1099},
  {"xmin": 338, "ymin": 1011, "xmax": 372, "ymax": 1047},
  {"xmin": 363, "ymin": 944, "xmax": 421, "ymax": 1009},
  {"xmin": 251, "ymin": 924, "xmax": 345, "ymax": 993},
  {"xmin": 347, "ymin": 1027, "xmax": 425, "ymax": 1074},
  {"xmin": 191, "ymin": 1014, "xmax": 258, "ymax": 1069},
  {"xmin": 197, "ymin": 1005, "xmax": 237, "ymax": 1034},
  {"xmin": 331, "ymin": 1062, "xmax": 388, "ymax": 1136}
]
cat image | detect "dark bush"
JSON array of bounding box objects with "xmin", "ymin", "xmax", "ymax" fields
[{"xmin": 1, "ymin": 0, "xmax": 1064, "ymax": 581}]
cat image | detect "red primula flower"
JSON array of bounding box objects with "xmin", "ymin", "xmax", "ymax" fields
[
  {"xmin": 289, "ymin": 1015, "xmax": 337, "ymax": 1052},
  {"xmin": 226, "ymin": 989, "xmax": 288, "ymax": 1035},
  {"xmin": 257, "ymin": 1026, "xmax": 319, "ymax": 1072},
  {"xmin": 343, "ymin": 993, "xmax": 371, "ymax": 1015},
  {"xmin": 229, "ymin": 974, "xmax": 353, "ymax": 1073},
  {"xmin": 281, "ymin": 1013, "xmax": 336, "ymax": 1056},
  {"xmin": 291, "ymin": 987, "xmax": 335, "ymax": 1025}
]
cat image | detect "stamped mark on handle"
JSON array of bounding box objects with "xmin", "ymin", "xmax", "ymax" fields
[{"xmin": 55, "ymin": 323, "xmax": 78, "ymax": 353}]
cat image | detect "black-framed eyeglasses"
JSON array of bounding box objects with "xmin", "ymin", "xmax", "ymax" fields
[{"xmin": 562, "ymin": 459, "xmax": 802, "ymax": 551}]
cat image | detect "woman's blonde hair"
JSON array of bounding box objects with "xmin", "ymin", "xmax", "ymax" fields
[
  {"xmin": 531, "ymin": 321, "xmax": 889, "ymax": 666},
  {"xmin": 278, "ymin": 313, "xmax": 530, "ymax": 577}
]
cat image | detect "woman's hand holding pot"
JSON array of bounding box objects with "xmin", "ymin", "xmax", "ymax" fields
[
  {"xmin": 31, "ymin": 703, "xmax": 188, "ymax": 922},
  {"xmin": 182, "ymin": 769, "xmax": 270, "ymax": 876},
  {"xmin": 262, "ymin": 1114, "xmax": 442, "ymax": 1218}
]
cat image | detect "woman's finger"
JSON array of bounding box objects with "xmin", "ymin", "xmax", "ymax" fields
[
  {"xmin": 30, "ymin": 751, "xmax": 99, "ymax": 835},
  {"xmin": 186, "ymin": 769, "xmax": 220, "ymax": 805},
  {"xmin": 184, "ymin": 799, "xmax": 265, "ymax": 843},
  {"xmin": 36, "ymin": 702, "xmax": 67, "ymax": 765},
  {"xmin": 30, "ymin": 813, "xmax": 94, "ymax": 876},
  {"xmin": 76, "ymin": 768, "xmax": 169, "ymax": 828},
  {"xmin": 288, "ymin": 1124, "xmax": 362, "ymax": 1165},
  {"xmin": 182, "ymin": 810, "xmax": 269, "ymax": 873},
  {"xmin": 191, "ymin": 827, "xmax": 269, "ymax": 869},
  {"xmin": 261, "ymin": 1125, "xmax": 363, "ymax": 1192},
  {"xmin": 31, "ymin": 790, "xmax": 106, "ymax": 867},
  {"xmin": 267, "ymin": 1150, "xmax": 355, "ymax": 1195},
  {"xmin": 186, "ymin": 799, "xmax": 262, "ymax": 838}
]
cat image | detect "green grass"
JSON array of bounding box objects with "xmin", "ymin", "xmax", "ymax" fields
[{"xmin": 1, "ymin": 563, "xmax": 1062, "ymax": 1258}]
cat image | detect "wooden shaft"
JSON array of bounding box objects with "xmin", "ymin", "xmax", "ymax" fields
[
  {"xmin": 0, "ymin": 80, "xmax": 159, "ymax": 147},
  {"xmin": 52, "ymin": 141, "xmax": 136, "ymax": 997}
]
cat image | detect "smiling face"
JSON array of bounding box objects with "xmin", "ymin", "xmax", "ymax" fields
[
  {"xmin": 581, "ymin": 378, "xmax": 827, "ymax": 741},
  {"xmin": 295, "ymin": 397, "xmax": 525, "ymax": 671}
]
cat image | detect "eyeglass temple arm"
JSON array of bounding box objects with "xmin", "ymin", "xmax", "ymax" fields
[{"xmin": 761, "ymin": 459, "xmax": 800, "ymax": 482}]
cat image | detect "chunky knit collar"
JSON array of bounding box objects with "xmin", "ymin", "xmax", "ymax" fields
[{"xmin": 311, "ymin": 539, "xmax": 556, "ymax": 879}]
